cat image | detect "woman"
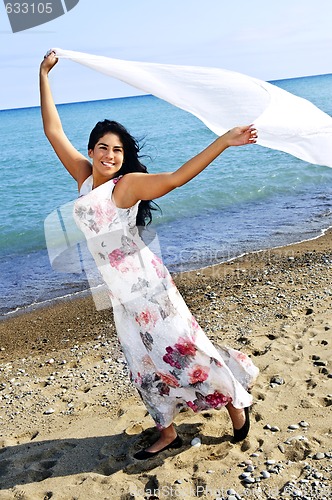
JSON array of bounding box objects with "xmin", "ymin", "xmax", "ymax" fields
[{"xmin": 40, "ymin": 51, "xmax": 259, "ymax": 460}]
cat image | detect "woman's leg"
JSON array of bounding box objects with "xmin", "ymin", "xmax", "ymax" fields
[
  {"xmin": 226, "ymin": 402, "xmax": 246, "ymax": 429},
  {"xmin": 226, "ymin": 402, "xmax": 250, "ymax": 443}
]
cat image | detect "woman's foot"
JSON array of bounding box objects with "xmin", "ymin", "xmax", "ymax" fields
[
  {"xmin": 226, "ymin": 403, "xmax": 250, "ymax": 443},
  {"xmin": 133, "ymin": 424, "xmax": 183, "ymax": 460}
]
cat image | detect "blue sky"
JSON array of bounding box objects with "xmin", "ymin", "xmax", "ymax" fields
[{"xmin": 0, "ymin": 0, "xmax": 331, "ymax": 110}]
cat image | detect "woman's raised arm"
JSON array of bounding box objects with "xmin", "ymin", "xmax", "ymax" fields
[
  {"xmin": 113, "ymin": 125, "xmax": 257, "ymax": 208},
  {"xmin": 39, "ymin": 51, "xmax": 92, "ymax": 189}
]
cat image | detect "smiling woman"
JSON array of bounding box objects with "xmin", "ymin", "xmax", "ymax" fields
[
  {"xmin": 39, "ymin": 50, "xmax": 259, "ymax": 461},
  {"xmin": 88, "ymin": 133, "xmax": 124, "ymax": 186}
]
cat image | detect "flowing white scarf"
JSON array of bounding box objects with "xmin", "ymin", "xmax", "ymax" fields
[{"xmin": 54, "ymin": 48, "xmax": 332, "ymax": 168}]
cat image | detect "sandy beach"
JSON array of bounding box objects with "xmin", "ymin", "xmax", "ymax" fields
[{"xmin": 0, "ymin": 231, "xmax": 331, "ymax": 499}]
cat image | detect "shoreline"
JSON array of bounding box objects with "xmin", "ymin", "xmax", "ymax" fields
[
  {"xmin": 0, "ymin": 229, "xmax": 331, "ymax": 499},
  {"xmin": 2, "ymin": 223, "xmax": 331, "ymax": 322}
]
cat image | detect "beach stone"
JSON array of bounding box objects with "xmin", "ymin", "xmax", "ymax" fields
[
  {"xmin": 243, "ymin": 477, "xmax": 255, "ymax": 484},
  {"xmin": 190, "ymin": 437, "xmax": 201, "ymax": 447},
  {"xmin": 44, "ymin": 408, "xmax": 55, "ymax": 415},
  {"xmin": 314, "ymin": 452, "xmax": 325, "ymax": 460},
  {"xmin": 288, "ymin": 424, "xmax": 300, "ymax": 430},
  {"xmin": 261, "ymin": 470, "xmax": 270, "ymax": 479},
  {"xmin": 270, "ymin": 376, "xmax": 285, "ymax": 385},
  {"xmin": 299, "ymin": 420, "xmax": 309, "ymax": 427}
]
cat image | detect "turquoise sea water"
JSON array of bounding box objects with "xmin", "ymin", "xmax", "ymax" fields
[{"xmin": 1, "ymin": 74, "xmax": 332, "ymax": 316}]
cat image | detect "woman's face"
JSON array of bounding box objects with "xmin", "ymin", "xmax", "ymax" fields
[{"xmin": 88, "ymin": 132, "xmax": 124, "ymax": 182}]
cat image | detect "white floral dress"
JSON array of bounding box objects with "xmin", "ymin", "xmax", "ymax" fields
[{"xmin": 74, "ymin": 175, "xmax": 259, "ymax": 429}]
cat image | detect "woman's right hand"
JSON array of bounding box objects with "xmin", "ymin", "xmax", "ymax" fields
[{"xmin": 40, "ymin": 50, "xmax": 58, "ymax": 75}]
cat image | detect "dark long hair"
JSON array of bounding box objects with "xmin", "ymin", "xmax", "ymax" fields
[{"xmin": 88, "ymin": 120, "xmax": 160, "ymax": 226}]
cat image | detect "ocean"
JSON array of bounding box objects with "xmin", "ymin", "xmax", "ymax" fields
[{"xmin": 1, "ymin": 73, "xmax": 332, "ymax": 317}]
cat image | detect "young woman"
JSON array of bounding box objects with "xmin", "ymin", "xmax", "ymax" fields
[{"xmin": 40, "ymin": 51, "xmax": 259, "ymax": 460}]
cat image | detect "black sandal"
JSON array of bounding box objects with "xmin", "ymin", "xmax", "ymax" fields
[
  {"xmin": 232, "ymin": 406, "xmax": 250, "ymax": 443},
  {"xmin": 133, "ymin": 435, "xmax": 183, "ymax": 460}
]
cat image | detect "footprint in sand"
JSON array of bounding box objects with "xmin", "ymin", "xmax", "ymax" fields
[
  {"xmin": 0, "ymin": 440, "xmax": 77, "ymax": 487},
  {"xmin": 124, "ymin": 423, "xmax": 144, "ymax": 435}
]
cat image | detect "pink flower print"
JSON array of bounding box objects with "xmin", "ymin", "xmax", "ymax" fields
[
  {"xmin": 135, "ymin": 309, "xmax": 158, "ymax": 328},
  {"xmin": 236, "ymin": 352, "xmax": 250, "ymax": 364},
  {"xmin": 108, "ymin": 248, "xmax": 126, "ymax": 268},
  {"xmin": 157, "ymin": 372, "xmax": 180, "ymax": 388},
  {"xmin": 187, "ymin": 400, "xmax": 199, "ymax": 412},
  {"xmin": 205, "ymin": 391, "xmax": 231, "ymax": 408},
  {"xmin": 174, "ymin": 337, "xmax": 197, "ymax": 356},
  {"xmin": 163, "ymin": 346, "xmax": 182, "ymax": 369},
  {"xmin": 105, "ymin": 200, "xmax": 116, "ymax": 221},
  {"xmin": 163, "ymin": 337, "xmax": 197, "ymax": 370},
  {"xmin": 189, "ymin": 365, "xmax": 209, "ymax": 384},
  {"xmin": 133, "ymin": 371, "xmax": 142, "ymax": 385},
  {"xmin": 151, "ymin": 256, "xmax": 167, "ymax": 279},
  {"xmin": 190, "ymin": 316, "xmax": 201, "ymax": 332},
  {"xmin": 93, "ymin": 204, "xmax": 106, "ymax": 227}
]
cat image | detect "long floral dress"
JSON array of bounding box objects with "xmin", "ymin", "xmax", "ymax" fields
[{"xmin": 74, "ymin": 175, "xmax": 259, "ymax": 429}]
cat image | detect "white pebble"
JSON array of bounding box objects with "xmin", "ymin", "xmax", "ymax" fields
[
  {"xmin": 191, "ymin": 437, "xmax": 201, "ymax": 447},
  {"xmin": 243, "ymin": 477, "xmax": 255, "ymax": 484},
  {"xmin": 261, "ymin": 470, "xmax": 270, "ymax": 479},
  {"xmin": 44, "ymin": 408, "xmax": 55, "ymax": 415}
]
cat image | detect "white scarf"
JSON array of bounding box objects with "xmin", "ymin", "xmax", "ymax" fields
[{"xmin": 54, "ymin": 48, "xmax": 332, "ymax": 168}]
